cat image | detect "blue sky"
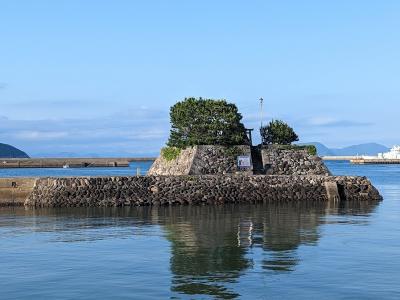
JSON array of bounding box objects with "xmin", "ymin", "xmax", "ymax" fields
[{"xmin": 1, "ymin": 0, "xmax": 399, "ymax": 156}]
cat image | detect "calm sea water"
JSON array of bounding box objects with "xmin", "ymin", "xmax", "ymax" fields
[
  {"xmin": 0, "ymin": 161, "xmax": 154, "ymax": 177},
  {"xmin": 0, "ymin": 161, "xmax": 399, "ymax": 299}
]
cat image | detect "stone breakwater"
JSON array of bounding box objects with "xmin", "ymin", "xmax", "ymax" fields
[{"xmin": 23, "ymin": 175, "xmax": 382, "ymax": 207}]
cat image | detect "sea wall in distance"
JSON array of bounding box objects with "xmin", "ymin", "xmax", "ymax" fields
[
  {"xmin": 22, "ymin": 175, "xmax": 382, "ymax": 207},
  {"xmin": 0, "ymin": 157, "xmax": 155, "ymax": 168}
]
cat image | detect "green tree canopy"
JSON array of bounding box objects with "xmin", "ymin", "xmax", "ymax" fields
[
  {"xmin": 260, "ymin": 120, "xmax": 299, "ymax": 145},
  {"xmin": 167, "ymin": 97, "xmax": 248, "ymax": 148}
]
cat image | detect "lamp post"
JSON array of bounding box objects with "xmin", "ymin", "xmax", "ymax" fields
[{"xmin": 259, "ymin": 97, "xmax": 264, "ymax": 128}]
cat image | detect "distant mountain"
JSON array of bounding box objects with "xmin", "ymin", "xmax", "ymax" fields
[
  {"xmin": 0, "ymin": 143, "xmax": 30, "ymax": 158},
  {"xmin": 301, "ymin": 142, "xmax": 390, "ymax": 156},
  {"xmin": 332, "ymin": 143, "xmax": 390, "ymax": 156}
]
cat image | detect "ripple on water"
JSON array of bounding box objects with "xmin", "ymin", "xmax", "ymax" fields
[{"xmin": 0, "ymin": 161, "xmax": 399, "ymax": 299}]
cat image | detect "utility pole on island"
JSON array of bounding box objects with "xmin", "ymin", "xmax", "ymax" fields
[{"xmin": 259, "ymin": 97, "xmax": 264, "ymax": 128}]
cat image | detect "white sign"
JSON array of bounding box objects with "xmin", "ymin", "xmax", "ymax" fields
[{"xmin": 237, "ymin": 155, "xmax": 251, "ymax": 168}]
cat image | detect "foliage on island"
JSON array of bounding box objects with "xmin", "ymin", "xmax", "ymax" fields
[
  {"xmin": 259, "ymin": 120, "xmax": 316, "ymax": 155},
  {"xmin": 260, "ymin": 120, "xmax": 299, "ymax": 145},
  {"xmin": 268, "ymin": 144, "xmax": 317, "ymax": 156},
  {"xmin": 161, "ymin": 146, "xmax": 181, "ymax": 161},
  {"xmin": 300, "ymin": 145, "xmax": 317, "ymax": 156},
  {"xmin": 166, "ymin": 97, "xmax": 248, "ymax": 149}
]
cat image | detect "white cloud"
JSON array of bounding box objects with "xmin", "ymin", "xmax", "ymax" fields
[
  {"xmin": 14, "ymin": 131, "xmax": 69, "ymax": 140},
  {"xmin": 299, "ymin": 116, "xmax": 373, "ymax": 128},
  {"xmin": 0, "ymin": 106, "xmax": 171, "ymax": 156},
  {"xmin": 307, "ymin": 116, "xmax": 339, "ymax": 126}
]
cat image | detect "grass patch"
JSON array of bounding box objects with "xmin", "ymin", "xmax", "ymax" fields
[
  {"xmin": 302, "ymin": 145, "xmax": 317, "ymax": 156},
  {"xmin": 161, "ymin": 147, "xmax": 181, "ymax": 161}
]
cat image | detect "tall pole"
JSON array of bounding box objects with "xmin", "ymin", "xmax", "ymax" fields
[{"xmin": 259, "ymin": 97, "xmax": 264, "ymax": 128}]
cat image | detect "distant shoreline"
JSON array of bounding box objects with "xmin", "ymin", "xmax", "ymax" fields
[
  {"xmin": 0, "ymin": 156, "xmax": 359, "ymax": 167},
  {"xmin": 0, "ymin": 157, "xmax": 156, "ymax": 168},
  {"xmin": 321, "ymin": 156, "xmax": 358, "ymax": 161}
]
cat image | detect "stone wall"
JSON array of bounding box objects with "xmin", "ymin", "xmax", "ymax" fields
[
  {"xmin": 24, "ymin": 175, "xmax": 382, "ymax": 207},
  {"xmin": 147, "ymin": 147, "xmax": 196, "ymax": 176},
  {"xmin": 149, "ymin": 145, "xmax": 330, "ymax": 176},
  {"xmin": 261, "ymin": 146, "xmax": 330, "ymax": 175},
  {"xmin": 148, "ymin": 145, "xmax": 252, "ymax": 176},
  {"xmin": 190, "ymin": 145, "xmax": 251, "ymax": 175}
]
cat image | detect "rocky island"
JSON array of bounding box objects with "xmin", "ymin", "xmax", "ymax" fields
[{"xmin": 0, "ymin": 98, "xmax": 382, "ymax": 207}]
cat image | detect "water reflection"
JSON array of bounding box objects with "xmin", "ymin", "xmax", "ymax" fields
[
  {"xmin": 159, "ymin": 207, "xmax": 252, "ymax": 299},
  {"xmin": 0, "ymin": 200, "xmax": 380, "ymax": 299}
]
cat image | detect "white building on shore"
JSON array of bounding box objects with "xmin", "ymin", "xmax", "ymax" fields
[{"xmin": 377, "ymin": 146, "xmax": 400, "ymax": 159}]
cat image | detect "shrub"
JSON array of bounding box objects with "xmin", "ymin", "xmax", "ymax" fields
[
  {"xmin": 167, "ymin": 97, "xmax": 248, "ymax": 148},
  {"xmin": 161, "ymin": 147, "xmax": 181, "ymax": 161},
  {"xmin": 260, "ymin": 120, "xmax": 299, "ymax": 145},
  {"xmin": 303, "ymin": 145, "xmax": 317, "ymax": 156}
]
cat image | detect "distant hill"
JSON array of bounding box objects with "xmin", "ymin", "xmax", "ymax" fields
[
  {"xmin": 331, "ymin": 143, "xmax": 390, "ymax": 156},
  {"xmin": 0, "ymin": 143, "xmax": 29, "ymax": 158},
  {"xmin": 301, "ymin": 142, "xmax": 390, "ymax": 156}
]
